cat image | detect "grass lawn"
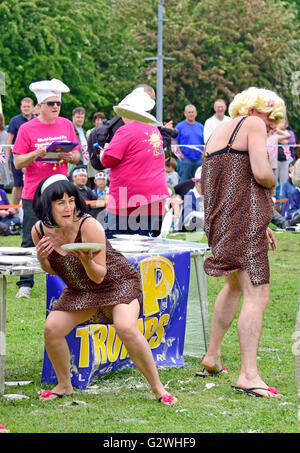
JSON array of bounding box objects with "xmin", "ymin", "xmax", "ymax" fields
[{"xmin": 0, "ymin": 230, "xmax": 299, "ymax": 433}]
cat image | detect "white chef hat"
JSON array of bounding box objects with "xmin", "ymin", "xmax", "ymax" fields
[
  {"xmin": 29, "ymin": 78, "xmax": 70, "ymax": 104},
  {"xmin": 113, "ymin": 87, "xmax": 160, "ymax": 125}
]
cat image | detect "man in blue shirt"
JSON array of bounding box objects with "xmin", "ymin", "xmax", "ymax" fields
[
  {"xmin": 7, "ymin": 97, "xmax": 34, "ymax": 209},
  {"xmin": 172, "ymin": 105, "xmax": 204, "ymax": 183}
]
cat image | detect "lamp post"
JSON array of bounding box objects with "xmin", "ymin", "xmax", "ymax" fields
[
  {"xmin": 145, "ymin": 0, "xmax": 175, "ymax": 123},
  {"xmin": 156, "ymin": 0, "xmax": 164, "ymax": 123}
]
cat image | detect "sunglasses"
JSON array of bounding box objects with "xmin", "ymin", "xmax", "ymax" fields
[{"xmin": 41, "ymin": 101, "xmax": 62, "ymax": 107}]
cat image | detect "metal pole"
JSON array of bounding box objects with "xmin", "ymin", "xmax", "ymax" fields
[
  {"xmin": 193, "ymin": 254, "xmax": 210, "ymax": 351},
  {"xmin": 145, "ymin": 2, "xmax": 174, "ymax": 122},
  {"xmin": 156, "ymin": 0, "xmax": 164, "ymax": 123}
]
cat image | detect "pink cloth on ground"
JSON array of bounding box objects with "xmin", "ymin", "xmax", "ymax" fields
[
  {"xmin": 101, "ymin": 121, "xmax": 169, "ymax": 214},
  {"xmin": 12, "ymin": 117, "xmax": 79, "ymax": 200}
]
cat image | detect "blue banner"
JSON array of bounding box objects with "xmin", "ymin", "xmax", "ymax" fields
[{"xmin": 41, "ymin": 251, "xmax": 190, "ymax": 389}]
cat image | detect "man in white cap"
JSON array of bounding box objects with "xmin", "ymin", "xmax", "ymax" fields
[
  {"xmin": 71, "ymin": 166, "xmax": 98, "ymax": 218},
  {"xmin": 12, "ymin": 78, "xmax": 81, "ymax": 298}
]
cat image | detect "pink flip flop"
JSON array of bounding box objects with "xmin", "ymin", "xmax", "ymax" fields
[
  {"xmin": 231, "ymin": 385, "xmax": 280, "ymax": 397},
  {"xmin": 158, "ymin": 393, "xmax": 177, "ymax": 406},
  {"xmin": 40, "ymin": 390, "xmax": 64, "ymax": 400},
  {"xmin": 0, "ymin": 424, "xmax": 10, "ymax": 433}
]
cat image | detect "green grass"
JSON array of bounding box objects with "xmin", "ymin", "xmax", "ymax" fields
[{"xmin": 0, "ymin": 231, "xmax": 299, "ymax": 433}]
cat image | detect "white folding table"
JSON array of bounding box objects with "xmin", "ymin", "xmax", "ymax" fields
[{"xmin": 0, "ymin": 239, "xmax": 210, "ymax": 394}]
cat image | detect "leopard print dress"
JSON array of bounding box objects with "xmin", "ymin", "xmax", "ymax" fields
[
  {"xmin": 35, "ymin": 216, "xmax": 142, "ymax": 324},
  {"xmin": 201, "ymin": 117, "xmax": 274, "ymax": 286}
]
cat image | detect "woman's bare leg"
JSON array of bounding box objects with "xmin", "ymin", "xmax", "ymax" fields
[
  {"xmin": 41, "ymin": 308, "xmax": 97, "ymax": 400},
  {"xmin": 112, "ymin": 299, "xmax": 177, "ymax": 405}
]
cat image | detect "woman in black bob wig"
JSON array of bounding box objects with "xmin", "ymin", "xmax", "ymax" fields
[
  {"xmin": 31, "ymin": 174, "xmax": 177, "ymax": 406},
  {"xmin": 33, "ymin": 175, "xmax": 86, "ymax": 228}
]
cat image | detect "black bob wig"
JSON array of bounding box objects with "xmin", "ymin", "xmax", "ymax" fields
[{"xmin": 33, "ymin": 176, "xmax": 87, "ymax": 228}]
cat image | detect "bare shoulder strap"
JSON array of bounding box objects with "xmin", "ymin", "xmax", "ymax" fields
[
  {"xmin": 75, "ymin": 215, "xmax": 92, "ymax": 241},
  {"xmin": 227, "ymin": 116, "xmax": 248, "ymax": 150},
  {"xmin": 34, "ymin": 221, "xmax": 45, "ymax": 240}
]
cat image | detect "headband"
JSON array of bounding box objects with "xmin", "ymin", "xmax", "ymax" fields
[
  {"xmin": 73, "ymin": 168, "xmax": 87, "ymax": 177},
  {"xmin": 95, "ymin": 172, "xmax": 107, "ymax": 180},
  {"xmin": 41, "ymin": 174, "xmax": 69, "ymax": 194}
]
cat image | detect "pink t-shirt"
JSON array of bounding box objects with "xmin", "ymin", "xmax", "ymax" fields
[
  {"xmin": 13, "ymin": 117, "xmax": 79, "ymax": 200},
  {"xmin": 101, "ymin": 121, "xmax": 169, "ymax": 214}
]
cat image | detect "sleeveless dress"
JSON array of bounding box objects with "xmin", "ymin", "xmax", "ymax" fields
[
  {"xmin": 201, "ymin": 117, "xmax": 274, "ymax": 286},
  {"xmin": 35, "ymin": 216, "xmax": 143, "ymax": 324}
]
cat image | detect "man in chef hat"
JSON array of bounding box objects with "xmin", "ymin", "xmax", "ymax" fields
[{"xmin": 12, "ymin": 78, "xmax": 81, "ymax": 298}]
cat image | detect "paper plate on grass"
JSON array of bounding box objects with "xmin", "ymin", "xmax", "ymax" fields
[{"xmin": 61, "ymin": 243, "xmax": 105, "ymax": 252}]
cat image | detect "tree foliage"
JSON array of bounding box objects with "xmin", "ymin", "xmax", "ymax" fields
[
  {"xmin": 0, "ymin": 0, "xmax": 299, "ymax": 134},
  {"xmin": 118, "ymin": 0, "xmax": 300, "ymax": 130},
  {"xmin": 0, "ymin": 0, "xmax": 147, "ymax": 125}
]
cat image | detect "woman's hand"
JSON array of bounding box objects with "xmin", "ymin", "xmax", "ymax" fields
[
  {"xmin": 36, "ymin": 236, "xmax": 55, "ymax": 261},
  {"xmin": 266, "ymin": 227, "xmax": 276, "ymax": 251}
]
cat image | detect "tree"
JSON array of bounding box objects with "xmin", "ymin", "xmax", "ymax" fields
[
  {"xmin": 116, "ymin": 0, "xmax": 300, "ymax": 133},
  {"xmin": 0, "ymin": 0, "xmax": 147, "ymax": 125},
  {"xmin": 0, "ymin": 0, "xmax": 299, "ymax": 135}
]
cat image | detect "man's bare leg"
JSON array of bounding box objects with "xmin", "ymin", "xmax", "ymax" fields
[
  {"xmin": 235, "ymin": 270, "xmax": 280, "ymax": 397},
  {"xmin": 201, "ymin": 272, "xmax": 242, "ymax": 372},
  {"xmin": 12, "ymin": 186, "xmax": 22, "ymax": 206},
  {"xmin": 12, "ymin": 186, "xmax": 23, "ymax": 222}
]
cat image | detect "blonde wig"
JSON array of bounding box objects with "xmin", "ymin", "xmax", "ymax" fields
[{"xmin": 229, "ymin": 87, "xmax": 286, "ymax": 125}]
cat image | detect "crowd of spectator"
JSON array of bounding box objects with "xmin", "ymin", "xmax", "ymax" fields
[{"xmin": 0, "ymin": 82, "xmax": 299, "ymax": 300}]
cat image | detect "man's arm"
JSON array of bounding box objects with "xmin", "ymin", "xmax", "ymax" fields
[
  {"xmin": 171, "ymin": 139, "xmax": 185, "ymax": 160},
  {"xmin": 6, "ymin": 133, "xmax": 14, "ymax": 164},
  {"xmin": 276, "ymin": 128, "xmax": 290, "ymax": 145},
  {"xmin": 15, "ymin": 147, "xmax": 81, "ymax": 169},
  {"xmin": 13, "ymin": 146, "xmax": 48, "ymax": 169}
]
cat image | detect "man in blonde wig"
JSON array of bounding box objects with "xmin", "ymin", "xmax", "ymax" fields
[{"xmin": 198, "ymin": 87, "xmax": 286, "ymax": 398}]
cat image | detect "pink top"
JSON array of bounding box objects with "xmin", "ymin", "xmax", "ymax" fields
[
  {"xmin": 13, "ymin": 117, "xmax": 79, "ymax": 200},
  {"xmin": 266, "ymin": 133, "xmax": 278, "ymax": 170},
  {"xmin": 101, "ymin": 121, "xmax": 169, "ymax": 214}
]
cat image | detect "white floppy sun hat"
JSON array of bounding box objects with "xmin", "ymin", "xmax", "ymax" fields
[{"xmin": 113, "ymin": 87, "xmax": 160, "ymax": 126}]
